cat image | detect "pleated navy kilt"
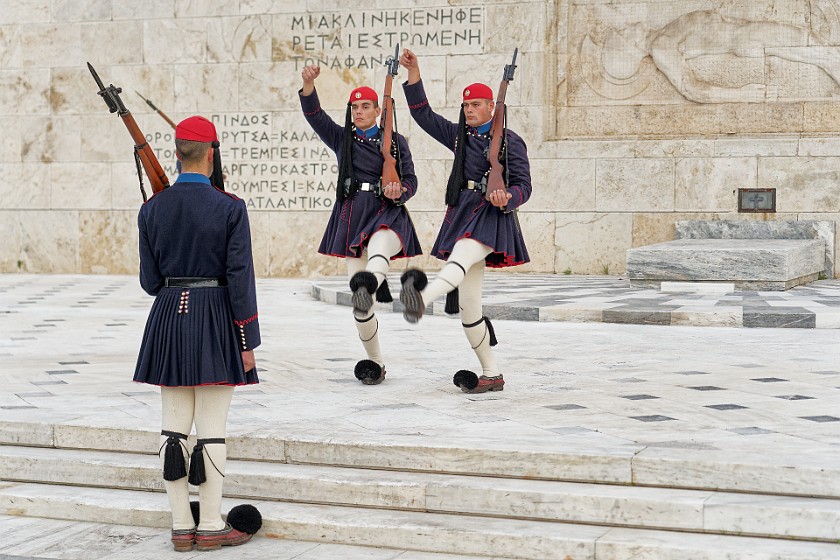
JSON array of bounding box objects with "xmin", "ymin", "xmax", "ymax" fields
[
  {"xmin": 134, "ymin": 286, "xmax": 259, "ymax": 387},
  {"xmin": 318, "ymin": 191, "xmax": 422, "ymax": 259},
  {"xmin": 431, "ymin": 189, "xmax": 529, "ymax": 268}
]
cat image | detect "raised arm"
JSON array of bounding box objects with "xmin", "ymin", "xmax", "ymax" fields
[
  {"xmin": 299, "ymin": 65, "xmax": 343, "ymax": 151},
  {"xmin": 399, "ymin": 49, "xmax": 459, "ymax": 149}
]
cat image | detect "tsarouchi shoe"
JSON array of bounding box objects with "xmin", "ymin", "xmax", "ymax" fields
[
  {"xmin": 349, "ymin": 271, "xmax": 378, "ymax": 314},
  {"xmin": 195, "ymin": 524, "xmax": 252, "ymax": 551},
  {"xmin": 453, "ymin": 370, "xmax": 505, "ymax": 393},
  {"xmin": 399, "ymin": 269, "xmax": 428, "ymax": 323},
  {"xmin": 170, "ymin": 528, "xmax": 195, "ymax": 552}
]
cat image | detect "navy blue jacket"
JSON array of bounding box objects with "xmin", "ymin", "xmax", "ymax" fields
[{"xmin": 138, "ymin": 173, "xmax": 261, "ymax": 351}]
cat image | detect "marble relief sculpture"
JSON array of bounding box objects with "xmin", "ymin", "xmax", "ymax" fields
[{"xmin": 582, "ymin": 7, "xmax": 840, "ymax": 103}]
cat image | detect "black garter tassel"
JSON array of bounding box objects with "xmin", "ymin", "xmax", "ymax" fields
[
  {"xmin": 188, "ymin": 442, "xmax": 207, "ymax": 485},
  {"xmin": 484, "ymin": 316, "xmax": 498, "ymax": 347},
  {"xmin": 160, "ymin": 431, "xmax": 188, "ymax": 481},
  {"xmin": 444, "ymin": 288, "xmax": 459, "ymax": 315},
  {"xmin": 375, "ymin": 278, "xmax": 393, "ymax": 303}
]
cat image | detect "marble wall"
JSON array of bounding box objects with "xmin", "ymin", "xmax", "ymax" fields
[{"xmin": 2, "ymin": 0, "xmax": 840, "ymax": 277}]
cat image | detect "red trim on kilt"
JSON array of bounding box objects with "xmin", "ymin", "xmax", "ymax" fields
[
  {"xmin": 133, "ymin": 380, "xmax": 257, "ymax": 387},
  {"xmin": 436, "ymin": 234, "xmax": 527, "ymax": 269}
]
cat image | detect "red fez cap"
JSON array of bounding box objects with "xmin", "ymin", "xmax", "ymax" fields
[
  {"xmin": 462, "ymin": 83, "xmax": 493, "ymax": 101},
  {"xmin": 175, "ymin": 116, "xmax": 218, "ymax": 143},
  {"xmin": 348, "ymin": 86, "xmax": 378, "ymax": 104}
]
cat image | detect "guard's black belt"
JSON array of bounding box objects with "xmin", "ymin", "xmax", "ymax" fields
[
  {"xmin": 463, "ymin": 179, "xmax": 487, "ymax": 193},
  {"xmin": 165, "ymin": 277, "xmax": 227, "ymax": 288}
]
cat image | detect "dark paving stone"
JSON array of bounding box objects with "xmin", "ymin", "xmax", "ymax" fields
[
  {"xmin": 612, "ymin": 377, "xmax": 645, "ymax": 383},
  {"xmin": 59, "ymin": 361, "xmax": 88, "ymax": 365},
  {"xmin": 482, "ymin": 304, "xmax": 540, "ymax": 321},
  {"xmin": 104, "ymin": 323, "xmax": 127, "ymax": 327},
  {"xmin": 545, "ymin": 404, "xmax": 586, "ymax": 410},
  {"xmin": 14, "ymin": 392, "xmax": 53, "ymax": 398},
  {"xmin": 675, "ymin": 370, "xmax": 710, "ymax": 375},
  {"xmin": 603, "ymin": 310, "xmax": 671, "ymax": 325},
  {"xmin": 705, "ymin": 404, "xmax": 749, "ymax": 410},
  {"xmin": 631, "ymin": 415, "xmax": 676, "ymax": 422},
  {"xmin": 743, "ymin": 311, "xmax": 815, "ymax": 328},
  {"xmin": 31, "ymin": 380, "xmax": 67, "ymax": 386},
  {"xmin": 688, "ymin": 386, "xmax": 725, "ymax": 391},
  {"xmin": 800, "ymin": 415, "xmax": 840, "ymax": 422},
  {"xmin": 729, "ymin": 427, "xmax": 775, "ymax": 435},
  {"xmin": 33, "ymin": 324, "xmax": 56, "ymax": 328},
  {"xmin": 325, "ymin": 358, "xmax": 353, "ymax": 362},
  {"xmin": 775, "ymin": 395, "xmax": 815, "ymax": 400},
  {"xmin": 751, "ymin": 377, "xmax": 788, "ymax": 383},
  {"xmin": 46, "ymin": 370, "xmax": 78, "ymax": 375},
  {"xmin": 328, "ymin": 378, "xmax": 358, "ymax": 383},
  {"xmin": 622, "ymin": 394, "xmax": 660, "ymax": 400}
]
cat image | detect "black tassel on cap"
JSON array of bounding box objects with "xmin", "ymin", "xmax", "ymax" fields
[
  {"xmin": 160, "ymin": 430, "xmax": 188, "ymax": 482},
  {"xmin": 210, "ymin": 140, "xmax": 225, "ymax": 191},
  {"xmin": 444, "ymin": 288, "xmax": 459, "ymax": 315},
  {"xmin": 375, "ymin": 278, "xmax": 393, "ymax": 303}
]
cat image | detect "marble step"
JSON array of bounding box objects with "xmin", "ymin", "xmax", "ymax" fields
[
  {"xmin": 2, "ymin": 445, "xmax": 840, "ymax": 542},
  {"xmin": 626, "ymin": 239, "xmax": 825, "ymax": 290},
  {"xmin": 3, "ymin": 420, "xmax": 840, "ymax": 499},
  {"xmin": 1, "ymin": 483, "xmax": 838, "ymax": 560}
]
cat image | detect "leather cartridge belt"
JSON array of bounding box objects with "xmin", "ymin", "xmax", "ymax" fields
[
  {"xmin": 357, "ymin": 181, "xmax": 381, "ymax": 193},
  {"xmin": 463, "ymin": 179, "xmax": 487, "ymax": 193},
  {"xmin": 165, "ymin": 277, "xmax": 228, "ymax": 288}
]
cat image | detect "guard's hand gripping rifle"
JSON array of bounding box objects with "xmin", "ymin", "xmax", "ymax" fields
[
  {"xmin": 87, "ymin": 63, "xmax": 170, "ymax": 201},
  {"xmin": 485, "ymin": 48, "xmax": 518, "ymax": 202},
  {"xmin": 379, "ymin": 44, "xmax": 401, "ymax": 189}
]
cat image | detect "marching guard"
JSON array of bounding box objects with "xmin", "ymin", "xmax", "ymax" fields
[
  {"xmin": 398, "ymin": 49, "xmax": 532, "ymax": 394},
  {"xmin": 134, "ymin": 116, "xmax": 260, "ymax": 551},
  {"xmin": 299, "ymin": 64, "xmax": 421, "ymax": 386}
]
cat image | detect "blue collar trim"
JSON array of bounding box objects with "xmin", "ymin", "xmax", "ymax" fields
[
  {"xmin": 175, "ymin": 173, "xmax": 211, "ymax": 186},
  {"xmin": 356, "ymin": 124, "xmax": 379, "ymax": 139}
]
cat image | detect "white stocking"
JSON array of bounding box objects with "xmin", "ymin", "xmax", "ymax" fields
[
  {"xmin": 160, "ymin": 387, "xmax": 195, "ymax": 531},
  {"xmin": 193, "ymin": 385, "xmax": 234, "ymax": 532},
  {"xmin": 459, "ymin": 262, "xmax": 499, "ymax": 377},
  {"xmin": 421, "ymin": 238, "xmax": 491, "ymax": 304}
]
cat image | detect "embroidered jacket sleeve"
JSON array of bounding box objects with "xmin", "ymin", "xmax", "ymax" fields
[
  {"xmin": 299, "ymin": 88, "xmax": 342, "ymax": 153},
  {"xmin": 137, "ymin": 205, "xmax": 163, "ymax": 296},
  {"xmin": 394, "ymin": 132, "xmax": 417, "ymax": 206},
  {"xmin": 226, "ymin": 199, "xmax": 261, "ymax": 351},
  {"xmin": 503, "ymin": 130, "xmax": 532, "ymax": 212},
  {"xmin": 402, "ymin": 79, "xmax": 458, "ymax": 150}
]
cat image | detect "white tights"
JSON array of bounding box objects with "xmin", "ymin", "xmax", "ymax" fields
[
  {"xmin": 421, "ymin": 239, "xmax": 499, "ymax": 376},
  {"xmin": 159, "ymin": 385, "xmax": 234, "ymax": 531},
  {"xmin": 347, "ymin": 229, "xmax": 403, "ymax": 367}
]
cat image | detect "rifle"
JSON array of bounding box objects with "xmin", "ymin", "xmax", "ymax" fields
[
  {"xmin": 135, "ymin": 90, "xmax": 177, "ymax": 130},
  {"xmin": 379, "ymin": 44, "xmax": 401, "ymax": 189},
  {"xmin": 87, "ymin": 63, "xmax": 169, "ymax": 201},
  {"xmin": 485, "ymin": 48, "xmax": 518, "ymax": 202}
]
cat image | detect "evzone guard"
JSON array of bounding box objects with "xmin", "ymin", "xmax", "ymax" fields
[
  {"xmin": 299, "ymin": 50, "xmax": 422, "ymax": 386},
  {"xmin": 398, "ymin": 48, "xmax": 532, "ymax": 394},
  {"xmin": 134, "ymin": 117, "xmax": 261, "ymax": 551}
]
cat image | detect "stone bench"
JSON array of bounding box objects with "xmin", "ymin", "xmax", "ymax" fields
[{"xmin": 626, "ymin": 238, "xmax": 825, "ymax": 291}]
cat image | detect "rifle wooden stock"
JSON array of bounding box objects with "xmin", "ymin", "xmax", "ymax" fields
[
  {"xmin": 485, "ymin": 80, "xmax": 509, "ymax": 201},
  {"xmin": 121, "ymin": 112, "xmax": 170, "ymax": 195},
  {"xmin": 380, "ymin": 73, "xmax": 400, "ymax": 187}
]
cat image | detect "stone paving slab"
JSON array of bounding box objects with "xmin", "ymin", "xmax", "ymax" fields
[
  {"xmin": 0, "ymin": 515, "xmax": 503, "ymax": 560},
  {"xmin": 312, "ymin": 274, "xmax": 840, "ymax": 328},
  {"xmin": 0, "ymin": 273, "xmax": 839, "ymax": 500}
]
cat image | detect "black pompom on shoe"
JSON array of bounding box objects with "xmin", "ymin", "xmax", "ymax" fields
[
  {"xmin": 354, "ymin": 359, "xmax": 386, "ymax": 385},
  {"xmin": 453, "ymin": 370, "xmax": 479, "ymax": 390},
  {"xmin": 349, "ymin": 271, "xmax": 378, "ymax": 314},
  {"xmin": 399, "ymin": 269, "xmax": 428, "ymax": 323},
  {"xmin": 227, "ymin": 504, "xmax": 263, "ymax": 535}
]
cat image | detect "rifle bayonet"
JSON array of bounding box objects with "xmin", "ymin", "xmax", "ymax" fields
[
  {"xmin": 503, "ymin": 48, "xmax": 518, "ymax": 82},
  {"xmin": 87, "ymin": 62, "xmax": 127, "ymax": 115},
  {"xmin": 135, "ymin": 90, "xmax": 177, "ymax": 129},
  {"xmin": 385, "ymin": 43, "xmax": 400, "ymax": 77}
]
